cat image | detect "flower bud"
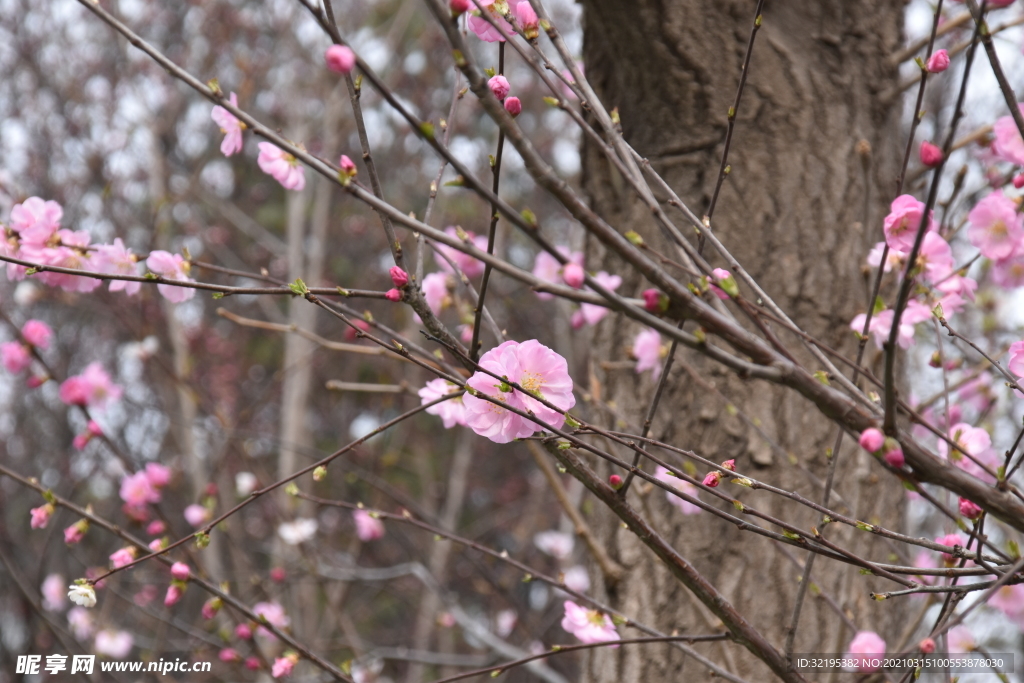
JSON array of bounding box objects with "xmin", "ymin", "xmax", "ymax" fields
[
  {"xmin": 504, "ymin": 96, "xmax": 522, "ymax": 117},
  {"xmin": 450, "ymin": 0, "xmax": 471, "ymax": 15},
  {"xmin": 385, "ymin": 288, "xmax": 402, "ymax": 302},
  {"xmin": 324, "ymin": 45, "xmax": 356, "ymax": 74},
  {"xmin": 339, "ymin": 154, "xmax": 357, "ymax": 177},
  {"xmin": 919, "ymin": 637, "xmax": 936, "ymax": 654},
  {"xmin": 146, "ymin": 520, "xmax": 166, "ymax": 536},
  {"xmin": 608, "ymin": 474, "xmax": 623, "ymax": 489},
  {"xmin": 858, "ymin": 428, "xmax": 885, "ymax": 453},
  {"xmin": 202, "ymin": 597, "xmax": 222, "ymax": 619},
  {"xmin": 488, "ymin": 75, "xmax": 510, "ymax": 101},
  {"xmin": 164, "ymin": 583, "xmax": 184, "ymax": 607},
  {"xmin": 170, "ymin": 562, "xmax": 191, "ymax": 581},
  {"xmin": 883, "ymin": 443, "xmax": 905, "ymax": 469},
  {"xmin": 958, "ymin": 497, "xmax": 983, "ymax": 520},
  {"xmin": 389, "ymin": 266, "xmax": 409, "ymax": 288},
  {"xmin": 235, "ymin": 623, "xmax": 253, "ymax": 640},
  {"xmin": 562, "ymin": 262, "xmax": 585, "ymax": 289},
  {"xmin": 702, "ymin": 471, "xmax": 722, "ymax": 488},
  {"xmin": 1014, "ymin": 174, "xmax": 1024, "ymax": 189},
  {"xmin": 270, "ymin": 566, "xmax": 287, "ymax": 582},
  {"xmin": 245, "ymin": 657, "xmax": 261, "ymax": 671},
  {"xmin": 919, "ymin": 141, "xmax": 943, "ymax": 167},
  {"xmin": 642, "ymin": 288, "xmax": 668, "ymax": 314},
  {"xmin": 721, "ymin": 459, "xmax": 736, "ymax": 472},
  {"xmin": 30, "ymin": 503, "xmax": 54, "ymax": 529},
  {"xmin": 926, "ymin": 49, "xmax": 949, "ymax": 73}
]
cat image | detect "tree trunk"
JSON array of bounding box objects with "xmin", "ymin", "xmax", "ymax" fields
[{"xmin": 581, "ymin": 2, "xmax": 906, "ymax": 680}]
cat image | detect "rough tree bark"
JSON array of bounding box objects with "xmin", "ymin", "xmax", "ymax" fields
[{"xmin": 580, "ymin": 2, "xmax": 907, "ymax": 680}]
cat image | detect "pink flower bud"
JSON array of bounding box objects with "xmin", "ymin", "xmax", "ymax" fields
[
  {"xmin": 64, "ymin": 521, "xmax": 86, "ymax": 544},
  {"xmin": 450, "ymin": 0, "xmax": 471, "ymax": 15},
  {"xmin": 858, "ymin": 428, "xmax": 885, "ymax": 453},
  {"xmin": 608, "ymin": 474, "xmax": 623, "ymax": 488},
  {"xmin": 272, "ymin": 654, "xmax": 297, "ymax": 678},
  {"xmin": 389, "ymin": 266, "xmax": 409, "ymax": 288},
  {"xmin": 21, "ymin": 320, "xmax": 53, "ymax": 349},
  {"xmin": 570, "ymin": 309, "xmax": 586, "ymax": 330},
  {"xmin": 26, "ymin": 375, "xmax": 46, "ymax": 388},
  {"xmin": 270, "ymin": 567, "xmax": 287, "ymax": 583},
  {"xmin": 919, "ymin": 637, "xmax": 936, "ymax": 654},
  {"xmin": 721, "ymin": 459, "xmax": 736, "ymax": 472},
  {"xmin": 110, "ymin": 548, "xmax": 136, "ymax": 569},
  {"xmin": 30, "ymin": 504, "xmax": 53, "ymax": 529},
  {"xmin": 488, "ymin": 75, "xmax": 510, "ymax": 101},
  {"xmin": 958, "ymin": 497, "xmax": 983, "ymax": 519},
  {"xmin": 170, "ymin": 562, "xmax": 191, "ymax": 581},
  {"xmin": 324, "ymin": 45, "xmax": 356, "ymax": 75},
  {"xmin": 219, "ymin": 648, "xmax": 241, "ymax": 662},
  {"xmin": 235, "ymin": 623, "xmax": 253, "ymax": 640},
  {"xmin": 562, "ymin": 262, "xmax": 585, "ymax": 288},
  {"xmin": 514, "ymin": 1, "xmax": 539, "ymax": 36},
  {"xmin": 202, "ymin": 598, "xmax": 221, "ymax": 619},
  {"xmin": 926, "ymin": 49, "xmax": 950, "ymax": 73},
  {"xmin": 702, "ymin": 471, "xmax": 722, "ymax": 488},
  {"xmin": 148, "ymin": 539, "xmax": 164, "ymax": 552},
  {"xmin": 882, "ymin": 437, "xmax": 904, "ymax": 468},
  {"xmin": 1014, "ymin": 174, "xmax": 1024, "ymax": 189},
  {"xmin": 73, "ymin": 432, "xmax": 92, "ymax": 450},
  {"xmin": 344, "ymin": 319, "xmax": 370, "ymax": 341},
  {"xmin": 164, "ymin": 584, "xmax": 184, "ymax": 606},
  {"xmin": 503, "ymin": 96, "xmax": 522, "ymax": 117},
  {"xmin": 245, "ymin": 657, "xmax": 261, "ymax": 671},
  {"xmin": 339, "ymin": 154, "xmax": 357, "ymax": 177},
  {"xmin": 642, "ymin": 288, "xmax": 664, "ymax": 313},
  {"xmin": 920, "ymin": 141, "xmax": 943, "ymax": 167},
  {"xmin": 146, "ymin": 520, "xmax": 166, "ymax": 535},
  {"xmin": 385, "ymin": 288, "xmax": 402, "ymax": 302}
]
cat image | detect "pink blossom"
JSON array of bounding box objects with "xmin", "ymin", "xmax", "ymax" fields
[
  {"xmin": 534, "ymin": 530, "xmax": 574, "ymax": 559},
  {"xmin": 245, "ymin": 657, "xmax": 261, "ymax": 671},
  {"xmin": 148, "ymin": 539, "xmax": 164, "ymax": 552},
  {"xmin": 120, "ymin": 471, "xmax": 160, "ymax": 507},
  {"xmin": 219, "ymin": 648, "xmax": 241, "ymax": 662},
  {"xmin": 253, "ymin": 601, "xmax": 290, "ymax": 638},
  {"xmin": 488, "ymin": 75, "xmax": 510, "ymax": 101},
  {"xmin": 919, "ymin": 637, "xmax": 936, "ymax": 653},
  {"xmin": 434, "ymin": 227, "xmax": 488, "ymax": 278},
  {"xmin": 563, "ymin": 565, "xmax": 591, "ymax": 593},
  {"xmin": 917, "ymin": 232, "xmax": 954, "ymax": 284},
  {"xmin": 421, "ymin": 272, "xmax": 450, "ymax": 313},
  {"xmin": 654, "ymin": 466, "xmax": 702, "ymax": 515},
  {"xmin": 270, "ymin": 567, "xmax": 287, "ymax": 582},
  {"xmin": 94, "ymin": 239, "xmax": 141, "ymax": 295},
  {"xmin": 990, "ymin": 583, "xmax": 1024, "ymax": 620},
  {"xmin": 236, "ymin": 623, "xmax": 254, "ymax": 640},
  {"xmin": 1010, "ymin": 340, "xmax": 1024, "ymax": 377},
  {"xmin": 560, "ymin": 601, "xmax": 619, "ymax": 646},
  {"xmin": 184, "ymin": 504, "xmax": 210, "ymax": 528},
  {"xmin": 532, "ymin": 247, "xmax": 583, "ymax": 299},
  {"xmin": 468, "ymin": 0, "xmax": 512, "ymax": 42},
  {"xmin": 109, "ymin": 548, "xmax": 135, "ymax": 569},
  {"xmin": 146, "ymin": 520, "xmax": 166, "ymax": 536},
  {"xmin": 211, "ymin": 92, "xmax": 244, "ymax": 157},
  {"xmin": 504, "ymin": 96, "xmax": 522, "ymax": 117},
  {"xmin": 968, "ymin": 191, "xmax": 1023, "ymax": 260},
  {"xmin": 164, "ymin": 584, "xmax": 184, "ymax": 607},
  {"xmin": 993, "ymin": 252, "xmax": 1024, "ymax": 288},
  {"xmin": 95, "ymin": 630, "xmax": 133, "ymax": 659},
  {"xmin": 384, "ymin": 288, "xmax": 402, "ymax": 302},
  {"xmin": 858, "ymin": 428, "xmax": 884, "ymax": 452},
  {"xmin": 389, "ymin": 266, "xmax": 409, "ymax": 288},
  {"xmin": 170, "ymin": 563, "xmax": 190, "ymax": 581},
  {"xmin": 883, "ymin": 444, "xmax": 905, "ymax": 468},
  {"xmin": 578, "ymin": 271, "xmax": 622, "ymax": 325},
  {"xmin": 10, "ymin": 197, "xmax": 62, "ymax": 245},
  {"xmin": 324, "ymin": 45, "xmax": 356, "ymax": 74},
  {"xmin": 272, "ymin": 655, "xmax": 297, "ymax": 678},
  {"xmin": 463, "ymin": 339, "xmax": 576, "ymax": 443},
  {"xmin": 202, "ymin": 598, "xmax": 222, "ymax": 619},
  {"xmin": 992, "ymin": 104, "xmax": 1024, "ymax": 166},
  {"xmin": 642, "ymin": 288, "xmax": 666, "ymax": 313},
  {"xmin": 134, "ymin": 586, "xmax": 158, "ymax": 608},
  {"xmin": 632, "ymin": 328, "xmax": 663, "ymax": 378},
  {"xmin": 959, "ymin": 497, "xmax": 983, "ymax": 519},
  {"xmin": 883, "ymin": 194, "xmax": 936, "ymax": 251},
  {"xmin": 30, "ymin": 503, "xmax": 54, "ymax": 529},
  {"xmin": 513, "ymin": 1, "xmax": 538, "ymax": 36},
  {"xmin": 938, "ymin": 423, "xmax": 999, "ymax": 482},
  {"xmin": 257, "ymin": 142, "xmax": 306, "ymax": 191},
  {"xmin": 21, "ymin": 320, "xmax": 52, "ymax": 349},
  {"xmin": 64, "ymin": 521, "xmax": 86, "ymax": 544},
  {"xmin": 41, "ymin": 573, "xmax": 66, "ymax": 611},
  {"xmin": 2, "ymin": 342, "xmax": 31, "ymax": 374},
  {"xmin": 145, "ymin": 463, "xmax": 171, "ymax": 489},
  {"xmin": 846, "ymin": 631, "xmax": 886, "ymax": 672},
  {"xmin": 851, "ymin": 304, "xmax": 926, "ymax": 350},
  {"xmin": 450, "ymin": 0, "xmax": 471, "ymax": 15},
  {"xmin": 418, "ymin": 378, "xmax": 467, "ymax": 428},
  {"xmin": 67, "ymin": 606, "xmax": 94, "ymax": 639},
  {"xmin": 608, "ymin": 474, "xmax": 623, "ymax": 488},
  {"xmin": 926, "ymin": 49, "xmax": 950, "ymax": 73},
  {"xmin": 948, "ymin": 625, "xmax": 976, "ymax": 654},
  {"xmin": 867, "ymin": 241, "xmax": 906, "ymax": 273},
  {"xmin": 919, "ymin": 141, "xmax": 943, "ymax": 166},
  {"xmin": 353, "ymin": 509, "xmax": 385, "ymax": 541},
  {"xmin": 29, "ymin": 230, "xmax": 102, "ymax": 292},
  {"xmin": 721, "ymin": 459, "xmax": 736, "ymax": 471},
  {"xmin": 935, "ymin": 533, "xmax": 965, "ymax": 565},
  {"xmin": 339, "ymin": 154, "xmax": 357, "ymax": 177},
  {"xmin": 702, "ymin": 471, "xmax": 722, "ymax": 487},
  {"xmin": 146, "ymin": 250, "xmax": 196, "ymax": 303},
  {"xmin": 561, "ymin": 261, "xmax": 585, "ymax": 288}
]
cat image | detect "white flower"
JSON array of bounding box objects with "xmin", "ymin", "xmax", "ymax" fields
[
  {"xmin": 534, "ymin": 530, "xmax": 574, "ymax": 560},
  {"xmin": 277, "ymin": 518, "xmax": 318, "ymax": 545},
  {"xmin": 68, "ymin": 583, "xmax": 96, "ymax": 608},
  {"xmin": 235, "ymin": 471, "xmax": 258, "ymax": 497}
]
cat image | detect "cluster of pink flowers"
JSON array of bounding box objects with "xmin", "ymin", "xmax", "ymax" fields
[
  {"xmin": 560, "ymin": 601, "xmax": 619, "ymax": 645},
  {"xmin": 418, "ymin": 378, "xmax": 468, "ymax": 428},
  {"xmin": 462, "ymin": 339, "xmax": 575, "ymax": 443},
  {"xmin": 857, "ymin": 428, "xmax": 905, "ymax": 468},
  {"xmin": 118, "ymin": 463, "xmax": 171, "ymax": 520},
  {"xmin": 1, "ymin": 318, "xmax": 52, "ymax": 375},
  {"xmin": 531, "ymin": 248, "xmax": 621, "ymax": 327},
  {"xmin": 60, "ymin": 362, "xmax": 123, "ymax": 411},
  {"xmin": 467, "ymin": 0, "xmax": 539, "ymax": 43},
  {"xmin": 937, "ymin": 422, "xmax": 1000, "ymax": 483},
  {"xmin": 487, "ymin": 73, "xmax": 523, "ymax": 117}
]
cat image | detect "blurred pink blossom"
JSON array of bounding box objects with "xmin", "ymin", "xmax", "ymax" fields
[{"xmin": 211, "ymin": 92, "xmax": 244, "ymax": 156}]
